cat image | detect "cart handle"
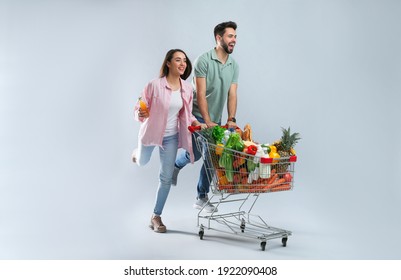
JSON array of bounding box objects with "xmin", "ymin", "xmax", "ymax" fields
[
  {"xmin": 188, "ymin": 124, "xmax": 241, "ymax": 133},
  {"xmin": 188, "ymin": 125, "xmax": 202, "ymax": 133}
]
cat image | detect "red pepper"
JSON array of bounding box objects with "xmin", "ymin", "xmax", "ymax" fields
[{"xmin": 246, "ymin": 145, "xmax": 258, "ymax": 155}]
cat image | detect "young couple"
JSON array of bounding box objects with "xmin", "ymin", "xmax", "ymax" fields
[{"xmin": 133, "ymin": 21, "xmax": 239, "ymax": 233}]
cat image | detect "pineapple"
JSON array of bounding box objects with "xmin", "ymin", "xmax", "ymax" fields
[{"xmin": 273, "ymin": 127, "xmax": 301, "ymax": 173}]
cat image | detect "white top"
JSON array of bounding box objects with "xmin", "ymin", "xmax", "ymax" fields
[{"xmin": 164, "ymin": 89, "xmax": 183, "ymax": 137}]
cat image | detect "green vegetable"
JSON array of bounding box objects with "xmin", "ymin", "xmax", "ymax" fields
[
  {"xmin": 219, "ymin": 149, "xmax": 233, "ymax": 182},
  {"xmin": 217, "ymin": 132, "xmax": 244, "ymax": 183},
  {"xmin": 212, "ymin": 126, "xmax": 225, "ymax": 143},
  {"xmin": 225, "ymin": 132, "xmax": 244, "ymax": 152},
  {"xmin": 247, "ymin": 158, "xmax": 257, "ymax": 172},
  {"xmin": 198, "ymin": 127, "xmax": 215, "ymax": 143}
]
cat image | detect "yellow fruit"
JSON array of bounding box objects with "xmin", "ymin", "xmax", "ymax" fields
[
  {"xmin": 269, "ymin": 152, "xmax": 280, "ymax": 163},
  {"xmin": 215, "ymin": 143, "xmax": 224, "ymax": 156},
  {"xmin": 269, "ymin": 145, "xmax": 277, "ymax": 153}
]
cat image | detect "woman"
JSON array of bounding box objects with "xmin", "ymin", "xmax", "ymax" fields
[{"xmin": 133, "ymin": 49, "xmax": 204, "ymax": 233}]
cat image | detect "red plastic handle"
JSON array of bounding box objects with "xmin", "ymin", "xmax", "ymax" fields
[
  {"xmin": 188, "ymin": 125, "xmax": 240, "ymax": 133},
  {"xmin": 188, "ymin": 125, "xmax": 202, "ymax": 133},
  {"xmin": 221, "ymin": 124, "xmax": 240, "ymax": 130}
]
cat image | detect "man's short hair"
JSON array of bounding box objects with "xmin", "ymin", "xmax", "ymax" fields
[{"xmin": 214, "ymin": 21, "xmax": 237, "ymax": 39}]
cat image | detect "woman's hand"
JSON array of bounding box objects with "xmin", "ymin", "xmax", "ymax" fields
[
  {"xmin": 200, "ymin": 123, "xmax": 208, "ymax": 130},
  {"xmin": 138, "ymin": 108, "xmax": 149, "ymax": 118}
]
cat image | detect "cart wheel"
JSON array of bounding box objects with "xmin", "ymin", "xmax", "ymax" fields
[
  {"xmin": 260, "ymin": 241, "xmax": 267, "ymax": 251},
  {"xmin": 240, "ymin": 218, "xmax": 246, "ymax": 233},
  {"xmin": 282, "ymin": 237, "xmax": 288, "ymax": 247},
  {"xmin": 199, "ymin": 225, "xmax": 204, "ymax": 240}
]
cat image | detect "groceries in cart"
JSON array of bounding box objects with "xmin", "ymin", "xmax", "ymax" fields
[{"xmin": 195, "ymin": 124, "xmax": 301, "ymax": 194}]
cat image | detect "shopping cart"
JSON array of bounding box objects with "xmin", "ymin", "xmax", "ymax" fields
[{"xmin": 190, "ymin": 126, "xmax": 297, "ymax": 251}]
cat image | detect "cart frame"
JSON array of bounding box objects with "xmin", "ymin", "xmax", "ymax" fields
[{"xmin": 192, "ymin": 128, "xmax": 297, "ymax": 251}]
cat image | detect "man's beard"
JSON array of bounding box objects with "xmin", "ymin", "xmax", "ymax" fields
[{"xmin": 221, "ymin": 40, "xmax": 233, "ymax": 54}]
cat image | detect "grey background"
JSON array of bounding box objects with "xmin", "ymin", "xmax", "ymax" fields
[{"xmin": 1, "ymin": 0, "xmax": 400, "ymax": 259}]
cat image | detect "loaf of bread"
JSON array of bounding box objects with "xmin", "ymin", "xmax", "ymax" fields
[{"xmin": 242, "ymin": 124, "xmax": 253, "ymax": 141}]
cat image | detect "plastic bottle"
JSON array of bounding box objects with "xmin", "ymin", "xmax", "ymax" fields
[
  {"xmin": 250, "ymin": 145, "xmax": 264, "ymax": 181},
  {"xmin": 261, "ymin": 143, "xmax": 270, "ymax": 155},
  {"xmin": 253, "ymin": 144, "xmax": 264, "ymax": 163},
  {"xmin": 252, "ymin": 167, "xmax": 259, "ymax": 181},
  {"xmin": 222, "ymin": 129, "xmax": 231, "ymax": 145},
  {"xmin": 259, "ymin": 157, "xmax": 272, "ymax": 179},
  {"xmin": 138, "ymin": 97, "xmax": 148, "ymax": 114}
]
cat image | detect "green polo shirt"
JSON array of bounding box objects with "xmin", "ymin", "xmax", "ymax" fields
[{"xmin": 192, "ymin": 48, "xmax": 239, "ymax": 123}]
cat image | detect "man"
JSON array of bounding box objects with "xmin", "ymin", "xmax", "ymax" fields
[{"xmin": 173, "ymin": 21, "xmax": 239, "ymax": 212}]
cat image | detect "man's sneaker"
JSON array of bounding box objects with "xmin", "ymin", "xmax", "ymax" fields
[
  {"xmin": 149, "ymin": 215, "xmax": 167, "ymax": 233},
  {"xmin": 131, "ymin": 148, "xmax": 138, "ymax": 163},
  {"xmin": 193, "ymin": 197, "xmax": 218, "ymax": 213},
  {"xmin": 171, "ymin": 166, "xmax": 180, "ymax": 186}
]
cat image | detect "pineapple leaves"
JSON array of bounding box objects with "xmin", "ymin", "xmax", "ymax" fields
[{"xmin": 280, "ymin": 126, "xmax": 301, "ymax": 152}]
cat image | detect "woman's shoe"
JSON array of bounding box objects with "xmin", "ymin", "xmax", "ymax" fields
[{"xmin": 149, "ymin": 215, "xmax": 167, "ymax": 233}]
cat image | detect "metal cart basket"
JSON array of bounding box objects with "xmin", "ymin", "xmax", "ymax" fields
[{"xmin": 191, "ymin": 126, "xmax": 297, "ymax": 251}]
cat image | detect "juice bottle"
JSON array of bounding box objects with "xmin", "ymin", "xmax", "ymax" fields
[{"xmin": 138, "ymin": 97, "xmax": 148, "ymax": 114}]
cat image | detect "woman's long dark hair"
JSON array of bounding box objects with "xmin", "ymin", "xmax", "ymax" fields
[{"xmin": 159, "ymin": 49, "xmax": 192, "ymax": 80}]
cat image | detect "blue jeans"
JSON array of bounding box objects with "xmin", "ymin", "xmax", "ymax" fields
[
  {"xmin": 175, "ymin": 117, "xmax": 219, "ymax": 199},
  {"xmin": 137, "ymin": 134, "xmax": 178, "ymax": 216}
]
